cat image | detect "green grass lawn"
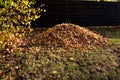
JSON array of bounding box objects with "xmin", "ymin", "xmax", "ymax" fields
[
  {"xmin": 0, "ymin": 27, "xmax": 120, "ymax": 80},
  {"xmin": 109, "ymin": 38, "xmax": 120, "ymax": 45}
]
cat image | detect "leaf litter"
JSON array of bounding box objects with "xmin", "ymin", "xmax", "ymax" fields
[
  {"xmin": 36, "ymin": 23, "xmax": 109, "ymax": 51},
  {"xmin": 0, "ymin": 23, "xmax": 120, "ymax": 80}
]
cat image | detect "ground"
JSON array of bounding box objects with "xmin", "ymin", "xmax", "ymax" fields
[{"xmin": 0, "ymin": 26, "xmax": 120, "ymax": 80}]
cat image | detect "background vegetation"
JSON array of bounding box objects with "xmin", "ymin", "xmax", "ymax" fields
[{"xmin": 0, "ymin": 0, "xmax": 42, "ymax": 52}]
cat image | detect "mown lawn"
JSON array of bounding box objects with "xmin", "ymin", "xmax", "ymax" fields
[
  {"xmin": 0, "ymin": 27, "xmax": 120, "ymax": 80},
  {"xmin": 109, "ymin": 38, "xmax": 120, "ymax": 45}
]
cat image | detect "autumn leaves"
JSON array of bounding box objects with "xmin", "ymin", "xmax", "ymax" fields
[{"xmin": 38, "ymin": 23, "xmax": 108, "ymax": 51}]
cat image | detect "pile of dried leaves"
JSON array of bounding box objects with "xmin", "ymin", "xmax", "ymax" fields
[{"xmin": 37, "ymin": 23, "xmax": 108, "ymax": 51}]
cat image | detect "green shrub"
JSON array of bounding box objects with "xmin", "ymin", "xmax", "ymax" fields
[
  {"xmin": 0, "ymin": 0, "xmax": 41, "ymax": 30},
  {"xmin": 0, "ymin": 0, "xmax": 43, "ymax": 52}
]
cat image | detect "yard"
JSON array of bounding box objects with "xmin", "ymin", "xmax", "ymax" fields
[
  {"xmin": 0, "ymin": 24, "xmax": 120, "ymax": 80},
  {"xmin": 0, "ymin": 0, "xmax": 120, "ymax": 79}
]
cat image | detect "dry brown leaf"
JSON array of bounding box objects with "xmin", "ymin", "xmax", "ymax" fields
[{"xmin": 33, "ymin": 23, "xmax": 109, "ymax": 51}]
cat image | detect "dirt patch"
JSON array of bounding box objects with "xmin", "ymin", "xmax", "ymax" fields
[{"xmin": 37, "ymin": 23, "xmax": 108, "ymax": 51}]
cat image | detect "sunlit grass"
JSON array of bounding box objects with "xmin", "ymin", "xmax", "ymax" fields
[{"xmin": 109, "ymin": 38, "xmax": 120, "ymax": 45}]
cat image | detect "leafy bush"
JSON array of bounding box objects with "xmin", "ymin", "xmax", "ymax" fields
[
  {"xmin": 0, "ymin": 0, "xmax": 41, "ymax": 30},
  {"xmin": 0, "ymin": 0, "xmax": 43, "ymax": 52}
]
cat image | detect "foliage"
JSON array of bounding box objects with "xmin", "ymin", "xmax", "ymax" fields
[
  {"xmin": 0, "ymin": 0, "xmax": 41, "ymax": 31},
  {"xmin": 0, "ymin": 0, "xmax": 43, "ymax": 52}
]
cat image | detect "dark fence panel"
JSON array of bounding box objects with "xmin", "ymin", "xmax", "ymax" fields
[{"xmin": 32, "ymin": 1, "xmax": 120, "ymax": 27}]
